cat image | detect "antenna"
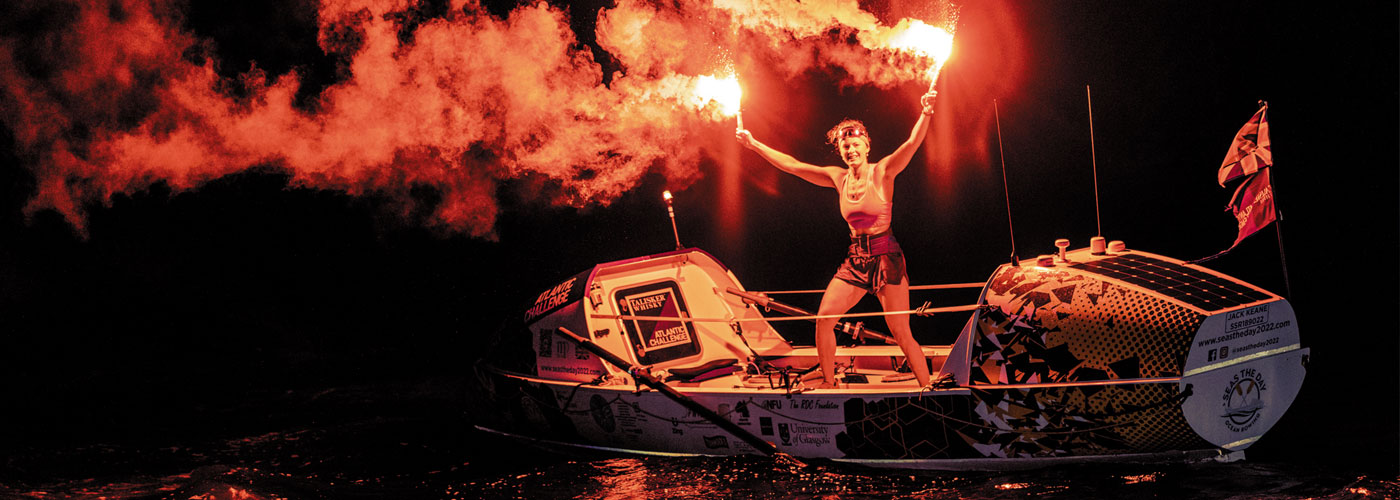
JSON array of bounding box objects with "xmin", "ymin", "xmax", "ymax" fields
[
  {"xmin": 663, "ymin": 190, "xmax": 682, "ymax": 250},
  {"xmin": 994, "ymin": 99, "xmax": 1019, "ymax": 266},
  {"xmin": 1087, "ymin": 85, "xmax": 1102, "ymax": 237}
]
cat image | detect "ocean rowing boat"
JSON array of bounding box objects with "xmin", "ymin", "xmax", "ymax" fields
[{"xmin": 473, "ymin": 241, "xmax": 1307, "ymax": 470}]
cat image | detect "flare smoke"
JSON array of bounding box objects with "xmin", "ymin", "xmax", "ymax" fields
[{"xmin": 0, "ymin": 0, "xmax": 958, "ymax": 236}]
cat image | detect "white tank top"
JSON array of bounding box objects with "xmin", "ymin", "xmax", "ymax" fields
[{"xmin": 838, "ymin": 169, "xmax": 892, "ymax": 234}]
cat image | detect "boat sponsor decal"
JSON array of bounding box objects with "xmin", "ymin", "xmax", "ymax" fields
[
  {"xmin": 732, "ymin": 401, "xmax": 751, "ymax": 426},
  {"xmin": 526, "ymin": 276, "xmax": 576, "ymax": 321},
  {"xmin": 532, "ymin": 309, "xmax": 606, "ymax": 381},
  {"xmin": 523, "ymin": 270, "xmax": 590, "ymax": 325},
  {"xmin": 614, "ymin": 400, "xmax": 646, "ymax": 436},
  {"xmin": 759, "ymin": 416, "xmax": 773, "ymax": 436},
  {"xmin": 703, "ymin": 435, "xmax": 730, "ymax": 449},
  {"xmin": 1180, "ymin": 348, "xmax": 1306, "ymax": 449},
  {"xmin": 1184, "ymin": 301, "xmax": 1299, "ymax": 376},
  {"xmin": 590, "ymin": 395, "xmax": 616, "ymax": 433},
  {"xmin": 537, "ymin": 364, "xmax": 605, "ymax": 377},
  {"xmin": 1220, "ymin": 368, "xmax": 1266, "ymax": 433},
  {"xmin": 1207, "ymin": 345, "xmax": 1229, "ymax": 362},
  {"xmin": 537, "ymin": 329, "xmax": 553, "ymax": 358},
  {"xmin": 1198, "ymin": 306, "xmax": 1291, "ymax": 352},
  {"xmin": 778, "ymin": 423, "xmax": 791, "ymax": 445},
  {"xmin": 789, "ymin": 424, "xmax": 832, "ymax": 447},
  {"xmin": 614, "ymin": 281, "xmax": 703, "ymax": 365},
  {"xmin": 972, "ymin": 266, "xmax": 1202, "ymax": 385},
  {"xmin": 1226, "ymin": 304, "xmax": 1269, "ymax": 333},
  {"xmin": 1196, "ymin": 308, "xmax": 1290, "ymax": 365},
  {"xmin": 625, "ymin": 290, "xmax": 692, "ymax": 349},
  {"xmin": 787, "ymin": 399, "xmax": 838, "ymax": 410}
]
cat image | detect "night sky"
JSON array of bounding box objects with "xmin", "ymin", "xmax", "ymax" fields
[{"xmin": 1, "ymin": 0, "xmax": 1395, "ymax": 471}]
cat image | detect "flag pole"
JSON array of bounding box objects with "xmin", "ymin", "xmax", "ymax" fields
[{"xmin": 1259, "ymin": 101, "xmax": 1293, "ymax": 298}]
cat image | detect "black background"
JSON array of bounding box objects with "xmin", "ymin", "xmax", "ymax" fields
[{"xmin": 1, "ymin": 0, "xmax": 1394, "ymax": 474}]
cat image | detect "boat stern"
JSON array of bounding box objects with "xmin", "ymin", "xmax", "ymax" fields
[{"xmin": 1179, "ymin": 300, "xmax": 1309, "ymax": 451}]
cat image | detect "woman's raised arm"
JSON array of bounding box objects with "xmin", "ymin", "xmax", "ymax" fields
[
  {"xmin": 877, "ymin": 91, "xmax": 937, "ymax": 180},
  {"xmin": 737, "ymin": 129, "xmax": 842, "ymax": 188}
]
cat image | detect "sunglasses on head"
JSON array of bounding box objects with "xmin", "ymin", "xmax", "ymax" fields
[{"xmin": 839, "ymin": 126, "xmax": 867, "ymax": 139}]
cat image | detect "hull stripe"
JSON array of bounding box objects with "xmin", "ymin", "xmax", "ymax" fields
[{"xmin": 1183, "ymin": 343, "xmax": 1301, "ymax": 377}]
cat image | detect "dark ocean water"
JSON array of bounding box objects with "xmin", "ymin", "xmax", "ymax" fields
[{"xmin": 2, "ymin": 378, "xmax": 1394, "ymax": 500}]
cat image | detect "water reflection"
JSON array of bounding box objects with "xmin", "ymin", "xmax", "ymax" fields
[
  {"xmin": 587, "ymin": 458, "xmax": 654, "ymax": 499},
  {"xmin": 0, "ymin": 380, "xmax": 1392, "ymax": 500}
]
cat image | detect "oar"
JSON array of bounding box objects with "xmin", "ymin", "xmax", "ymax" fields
[
  {"xmin": 726, "ymin": 287, "xmax": 897, "ymax": 345},
  {"xmin": 555, "ymin": 327, "xmax": 791, "ymax": 461}
]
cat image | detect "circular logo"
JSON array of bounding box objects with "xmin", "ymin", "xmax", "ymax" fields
[
  {"xmin": 520, "ymin": 393, "xmax": 547, "ymax": 427},
  {"xmin": 1220, "ymin": 368, "xmax": 1267, "ymax": 432},
  {"xmin": 590, "ymin": 394, "xmax": 616, "ymax": 432}
]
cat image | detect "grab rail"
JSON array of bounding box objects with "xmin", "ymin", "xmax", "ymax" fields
[{"xmin": 750, "ymin": 282, "xmax": 986, "ymax": 295}]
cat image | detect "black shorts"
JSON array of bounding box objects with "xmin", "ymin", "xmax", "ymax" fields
[{"xmin": 833, "ymin": 231, "xmax": 906, "ymax": 294}]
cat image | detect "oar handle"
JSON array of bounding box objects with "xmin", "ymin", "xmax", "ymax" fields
[{"xmin": 555, "ymin": 327, "xmax": 783, "ymax": 457}]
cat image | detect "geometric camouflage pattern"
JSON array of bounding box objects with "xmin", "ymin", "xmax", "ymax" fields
[
  {"xmin": 972, "ymin": 265, "xmax": 1205, "ymax": 385},
  {"xmin": 838, "ymin": 394, "xmax": 982, "ymax": 459},
  {"xmin": 837, "ymin": 383, "xmax": 1210, "ymax": 459},
  {"xmin": 478, "ymin": 364, "xmax": 1213, "ymax": 461}
]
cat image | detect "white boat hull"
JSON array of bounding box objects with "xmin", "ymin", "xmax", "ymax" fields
[{"xmin": 476, "ymin": 247, "xmax": 1308, "ymax": 469}]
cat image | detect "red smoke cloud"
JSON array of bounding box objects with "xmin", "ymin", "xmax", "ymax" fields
[{"xmin": 1, "ymin": 0, "xmax": 966, "ymax": 237}]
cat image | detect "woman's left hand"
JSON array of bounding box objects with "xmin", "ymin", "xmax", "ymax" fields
[{"xmin": 920, "ymin": 91, "xmax": 937, "ymax": 115}]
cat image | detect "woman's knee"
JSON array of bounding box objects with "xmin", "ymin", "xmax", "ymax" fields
[{"xmin": 885, "ymin": 317, "xmax": 913, "ymax": 333}]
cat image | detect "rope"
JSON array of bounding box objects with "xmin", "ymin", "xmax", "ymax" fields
[
  {"xmin": 556, "ymin": 376, "xmax": 606, "ymax": 415},
  {"xmin": 754, "ymin": 282, "xmax": 986, "ymax": 295},
  {"xmin": 591, "ymin": 304, "xmax": 980, "ymax": 324}
]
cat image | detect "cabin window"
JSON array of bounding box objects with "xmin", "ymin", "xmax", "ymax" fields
[{"xmin": 613, "ymin": 280, "xmax": 702, "ymax": 366}]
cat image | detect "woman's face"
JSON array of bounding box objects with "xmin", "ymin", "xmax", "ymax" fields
[{"xmin": 838, "ymin": 137, "xmax": 870, "ymax": 168}]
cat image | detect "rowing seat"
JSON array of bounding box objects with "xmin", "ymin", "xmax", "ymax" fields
[{"xmin": 666, "ymin": 358, "xmax": 739, "ymax": 382}]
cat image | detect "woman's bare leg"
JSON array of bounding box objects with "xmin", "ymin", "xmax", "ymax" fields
[
  {"xmin": 815, "ymin": 278, "xmax": 866, "ymax": 386},
  {"xmin": 876, "ymin": 281, "xmax": 931, "ymax": 386}
]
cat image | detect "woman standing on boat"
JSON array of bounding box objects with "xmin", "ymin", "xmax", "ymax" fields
[{"xmin": 735, "ymin": 91, "xmax": 937, "ymax": 389}]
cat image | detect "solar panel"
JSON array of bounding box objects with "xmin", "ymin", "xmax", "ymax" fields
[{"xmin": 1070, "ymin": 253, "xmax": 1274, "ymax": 312}]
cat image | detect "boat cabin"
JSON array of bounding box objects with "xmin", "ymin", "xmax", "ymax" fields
[{"xmin": 513, "ymin": 248, "xmax": 955, "ymax": 387}]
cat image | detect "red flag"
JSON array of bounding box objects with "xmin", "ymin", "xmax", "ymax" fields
[
  {"xmin": 1217, "ymin": 105, "xmax": 1272, "ymax": 186},
  {"xmin": 1225, "ymin": 166, "xmax": 1276, "ymax": 249},
  {"xmin": 1193, "ymin": 104, "xmax": 1278, "ymax": 263}
]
